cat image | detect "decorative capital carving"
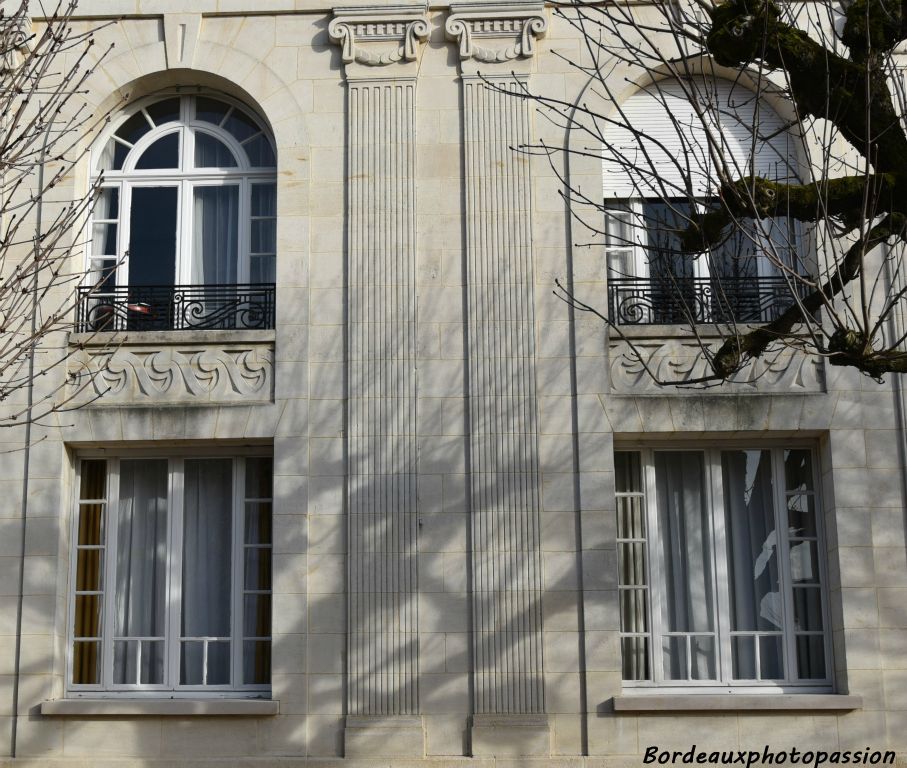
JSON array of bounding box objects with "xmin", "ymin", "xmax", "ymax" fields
[
  {"xmin": 445, "ymin": 2, "xmax": 547, "ymax": 63},
  {"xmin": 329, "ymin": 4, "xmax": 429, "ymax": 67}
]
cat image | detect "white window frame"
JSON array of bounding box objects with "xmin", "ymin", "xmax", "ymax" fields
[
  {"xmin": 86, "ymin": 94, "xmax": 277, "ymax": 292},
  {"xmin": 66, "ymin": 448, "xmax": 273, "ymax": 698},
  {"xmin": 616, "ymin": 442, "xmax": 833, "ymax": 694}
]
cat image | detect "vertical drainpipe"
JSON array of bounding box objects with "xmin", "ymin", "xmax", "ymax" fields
[{"xmin": 11, "ymin": 98, "xmax": 50, "ymax": 760}]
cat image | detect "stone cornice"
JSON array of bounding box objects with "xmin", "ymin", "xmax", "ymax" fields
[
  {"xmin": 445, "ymin": 1, "xmax": 547, "ymax": 64},
  {"xmin": 329, "ymin": 4, "xmax": 429, "ymax": 68}
]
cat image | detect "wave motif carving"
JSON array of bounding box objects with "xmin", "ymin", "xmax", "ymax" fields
[
  {"xmin": 69, "ymin": 345, "xmax": 273, "ymax": 405},
  {"xmin": 609, "ymin": 339, "xmax": 825, "ymax": 393}
]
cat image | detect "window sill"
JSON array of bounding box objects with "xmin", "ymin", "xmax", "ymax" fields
[
  {"xmin": 68, "ymin": 328, "xmax": 276, "ymax": 348},
  {"xmin": 40, "ymin": 698, "xmax": 279, "ymax": 717},
  {"xmin": 612, "ymin": 694, "xmax": 861, "ymax": 713}
]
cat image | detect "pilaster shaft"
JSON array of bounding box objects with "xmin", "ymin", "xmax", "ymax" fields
[
  {"xmin": 447, "ymin": 2, "xmax": 548, "ymax": 716},
  {"xmin": 332, "ymin": 6, "xmax": 428, "ymax": 718}
]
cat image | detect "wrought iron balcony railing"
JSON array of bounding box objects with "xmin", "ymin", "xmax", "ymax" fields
[
  {"xmin": 76, "ymin": 283, "xmax": 276, "ymax": 332},
  {"xmin": 608, "ymin": 276, "xmax": 810, "ymax": 326}
]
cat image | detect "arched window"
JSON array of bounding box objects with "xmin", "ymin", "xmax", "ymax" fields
[
  {"xmin": 84, "ymin": 94, "xmax": 277, "ymax": 331},
  {"xmin": 602, "ymin": 79, "xmax": 801, "ymax": 325}
]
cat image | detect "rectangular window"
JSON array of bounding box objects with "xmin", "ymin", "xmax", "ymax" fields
[
  {"xmin": 69, "ymin": 454, "xmax": 273, "ymax": 695},
  {"xmin": 615, "ymin": 447, "xmax": 831, "ymax": 689}
]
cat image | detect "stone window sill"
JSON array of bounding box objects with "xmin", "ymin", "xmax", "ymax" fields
[
  {"xmin": 612, "ymin": 694, "xmax": 861, "ymax": 712},
  {"xmin": 40, "ymin": 698, "xmax": 279, "ymax": 716},
  {"xmin": 68, "ymin": 329, "xmax": 276, "ymax": 348}
]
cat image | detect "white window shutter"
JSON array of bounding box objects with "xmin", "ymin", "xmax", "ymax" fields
[{"xmin": 603, "ymin": 80, "xmax": 795, "ymax": 199}]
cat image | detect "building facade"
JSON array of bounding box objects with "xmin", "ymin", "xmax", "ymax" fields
[{"xmin": 1, "ymin": 0, "xmax": 905, "ymax": 764}]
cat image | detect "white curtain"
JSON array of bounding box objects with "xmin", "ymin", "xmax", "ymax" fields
[
  {"xmin": 722, "ymin": 450, "xmax": 782, "ymax": 679},
  {"xmin": 181, "ymin": 459, "xmax": 233, "ymax": 685},
  {"xmin": 115, "ymin": 459, "xmax": 168, "ymax": 684},
  {"xmin": 655, "ymin": 451, "xmax": 715, "ymax": 680},
  {"xmin": 192, "ymin": 186, "xmax": 239, "ymax": 285}
]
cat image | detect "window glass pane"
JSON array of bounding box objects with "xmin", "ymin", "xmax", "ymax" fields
[
  {"xmin": 129, "ymin": 186, "xmax": 178, "ymax": 288},
  {"xmin": 792, "ymin": 586, "xmax": 824, "ymax": 631},
  {"xmin": 663, "ymin": 635, "xmax": 687, "ymax": 680},
  {"xmin": 784, "ymin": 449, "xmax": 814, "ymax": 491},
  {"xmin": 115, "ymin": 111, "xmax": 152, "ymax": 146},
  {"xmin": 787, "ymin": 494, "xmax": 817, "ymax": 538},
  {"xmin": 224, "ymin": 108, "xmax": 261, "ymax": 144},
  {"xmin": 243, "ymin": 640, "xmax": 272, "ymax": 685},
  {"xmin": 643, "ymin": 200, "xmax": 695, "ymax": 281},
  {"xmin": 72, "ymin": 641, "xmax": 100, "ymax": 685},
  {"xmin": 207, "ymin": 641, "xmax": 231, "ymax": 684},
  {"xmin": 246, "ymin": 457, "xmax": 273, "ymax": 499},
  {"xmin": 621, "ymin": 637, "xmax": 649, "ymax": 681},
  {"xmin": 251, "ymin": 255, "xmax": 276, "ymax": 284},
  {"xmin": 790, "ymin": 540, "xmax": 819, "ymax": 583},
  {"xmin": 722, "ymin": 450, "xmax": 781, "ymax": 632},
  {"xmin": 244, "ymin": 593, "xmax": 271, "ymax": 637},
  {"xmin": 615, "ymin": 451, "xmax": 642, "ymax": 493},
  {"xmin": 796, "ymin": 635, "xmax": 826, "ymax": 679},
  {"xmin": 759, "ymin": 634, "xmax": 784, "ymax": 679},
  {"xmin": 617, "ymin": 495, "xmax": 645, "ymax": 539},
  {"xmin": 180, "ymin": 640, "xmax": 230, "ymax": 685},
  {"xmin": 690, "ymin": 636, "xmax": 716, "ymax": 680},
  {"xmin": 76, "ymin": 549, "xmax": 103, "ymax": 592},
  {"xmin": 113, "ymin": 639, "xmax": 164, "ymax": 685},
  {"xmin": 191, "ymin": 186, "xmax": 239, "ymax": 284},
  {"xmin": 619, "ymin": 543, "xmax": 646, "ymax": 586},
  {"xmin": 116, "ymin": 460, "xmax": 168, "ymax": 639},
  {"xmin": 135, "ymin": 132, "xmax": 179, "ymax": 170},
  {"xmin": 145, "ymin": 97, "xmax": 180, "ymax": 126},
  {"xmin": 195, "ymin": 96, "xmax": 230, "ymax": 126},
  {"xmin": 251, "ymin": 219, "xmax": 276, "ymax": 254},
  {"xmin": 74, "ymin": 594, "xmax": 101, "ymax": 637},
  {"xmin": 244, "ymin": 502, "xmax": 272, "ymax": 544},
  {"xmin": 80, "ymin": 460, "xmax": 107, "ymax": 500},
  {"xmin": 182, "ymin": 459, "xmax": 233, "ymax": 638},
  {"xmin": 89, "ymin": 258, "xmax": 118, "ymax": 292},
  {"xmin": 92, "ymin": 222, "xmax": 118, "ymax": 257},
  {"xmin": 731, "ymin": 635, "xmax": 756, "ymax": 679},
  {"xmin": 244, "ymin": 547, "xmax": 272, "ymax": 591},
  {"xmin": 243, "ymin": 134, "xmax": 276, "ymax": 168},
  {"xmin": 95, "ymin": 187, "xmax": 119, "ymax": 220},
  {"xmin": 77, "ymin": 504, "xmax": 104, "ymax": 546},
  {"xmin": 620, "ymin": 589, "xmax": 648, "ymax": 633},
  {"xmin": 194, "ymin": 132, "xmax": 238, "ymax": 168},
  {"xmin": 113, "ymin": 142, "xmax": 130, "ymax": 170},
  {"xmin": 654, "ymin": 451, "xmax": 714, "ymax": 633},
  {"xmin": 251, "ymin": 183, "xmax": 277, "ymax": 217}
]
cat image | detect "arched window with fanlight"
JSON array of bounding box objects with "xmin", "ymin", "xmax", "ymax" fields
[
  {"xmin": 602, "ymin": 79, "xmax": 804, "ymax": 326},
  {"xmin": 81, "ymin": 94, "xmax": 277, "ymax": 331}
]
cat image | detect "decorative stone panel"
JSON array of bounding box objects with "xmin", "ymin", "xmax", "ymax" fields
[
  {"xmin": 67, "ymin": 332, "xmax": 274, "ymax": 406},
  {"xmin": 609, "ymin": 338, "xmax": 826, "ymax": 393}
]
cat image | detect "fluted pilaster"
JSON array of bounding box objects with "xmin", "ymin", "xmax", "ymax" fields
[
  {"xmin": 448, "ymin": 2, "xmax": 548, "ymax": 717},
  {"xmin": 332, "ymin": 6, "xmax": 427, "ymax": 720}
]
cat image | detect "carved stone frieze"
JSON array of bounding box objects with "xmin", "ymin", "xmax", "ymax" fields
[
  {"xmin": 445, "ymin": 2, "xmax": 547, "ymax": 63},
  {"xmin": 609, "ymin": 339, "xmax": 825, "ymax": 393},
  {"xmin": 329, "ymin": 5, "xmax": 429, "ymax": 67},
  {"xmin": 68, "ymin": 343, "xmax": 273, "ymax": 405}
]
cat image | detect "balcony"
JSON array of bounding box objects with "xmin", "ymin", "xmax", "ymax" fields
[
  {"xmin": 607, "ymin": 276, "xmax": 809, "ymax": 326},
  {"xmin": 76, "ymin": 283, "xmax": 276, "ymax": 333}
]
